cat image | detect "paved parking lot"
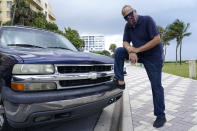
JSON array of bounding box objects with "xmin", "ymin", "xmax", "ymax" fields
[{"xmin": 125, "ymin": 64, "xmax": 197, "ymax": 131}]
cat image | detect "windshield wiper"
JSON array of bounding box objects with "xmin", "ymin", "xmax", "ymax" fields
[
  {"xmin": 7, "ymin": 44, "xmax": 44, "ymax": 48},
  {"xmin": 48, "ymin": 46, "xmax": 72, "ymax": 51}
]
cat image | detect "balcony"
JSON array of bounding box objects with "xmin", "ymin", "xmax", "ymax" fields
[
  {"xmin": 49, "ymin": 12, "xmax": 56, "ymax": 21},
  {"xmin": 27, "ymin": 0, "xmax": 43, "ymax": 10}
]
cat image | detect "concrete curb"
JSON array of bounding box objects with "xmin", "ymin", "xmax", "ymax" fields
[
  {"xmin": 94, "ymin": 88, "xmax": 133, "ymax": 131},
  {"xmin": 94, "ymin": 96, "xmax": 123, "ymax": 131},
  {"xmin": 110, "ymin": 97, "xmax": 123, "ymax": 131},
  {"xmin": 119, "ymin": 89, "xmax": 133, "ymax": 131}
]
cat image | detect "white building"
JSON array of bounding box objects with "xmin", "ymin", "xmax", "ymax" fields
[{"xmin": 81, "ymin": 35, "xmax": 105, "ymax": 52}]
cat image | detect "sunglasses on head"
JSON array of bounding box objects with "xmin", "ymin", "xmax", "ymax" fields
[{"xmin": 124, "ymin": 11, "xmax": 134, "ymax": 20}]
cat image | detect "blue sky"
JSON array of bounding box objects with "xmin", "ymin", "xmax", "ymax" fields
[{"xmin": 49, "ymin": 0, "xmax": 197, "ymax": 61}]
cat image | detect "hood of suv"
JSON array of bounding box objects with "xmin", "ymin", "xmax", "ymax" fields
[{"xmin": 2, "ymin": 48, "xmax": 114, "ymax": 64}]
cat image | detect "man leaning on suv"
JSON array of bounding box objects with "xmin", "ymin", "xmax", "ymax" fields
[{"xmin": 113, "ymin": 5, "xmax": 166, "ymax": 128}]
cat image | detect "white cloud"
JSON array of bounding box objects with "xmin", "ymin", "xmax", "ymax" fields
[
  {"xmin": 49, "ymin": 0, "xmax": 197, "ymax": 60},
  {"xmin": 132, "ymin": 0, "xmax": 197, "ymax": 14},
  {"xmin": 105, "ymin": 34, "xmax": 123, "ymax": 51}
]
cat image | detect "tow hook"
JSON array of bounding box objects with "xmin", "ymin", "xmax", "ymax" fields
[{"xmin": 108, "ymin": 98, "xmax": 116, "ymax": 104}]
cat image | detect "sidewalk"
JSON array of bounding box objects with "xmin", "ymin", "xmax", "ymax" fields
[{"xmin": 125, "ymin": 64, "xmax": 197, "ymax": 131}]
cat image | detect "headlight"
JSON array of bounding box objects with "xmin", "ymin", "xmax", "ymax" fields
[
  {"xmin": 11, "ymin": 82, "xmax": 57, "ymax": 91},
  {"xmin": 12, "ymin": 64, "xmax": 55, "ymax": 74}
]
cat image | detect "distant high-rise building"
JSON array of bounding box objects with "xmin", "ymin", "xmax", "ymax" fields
[
  {"xmin": 81, "ymin": 35, "xmax": 105, "ymax": 52},
  {"xmin": 0, "ymin": 0, "xmax": 56, "ymax": 25}
]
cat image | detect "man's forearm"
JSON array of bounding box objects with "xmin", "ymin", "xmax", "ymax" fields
[
  {"xmin": 123, "ymin": 34, "xmax": 161, "ymax": 54},
  {"xmin": 123, "ymin": 41, "xmax": 132, "ymax": 53},
  {"xmin": 137, "ymin": 34, "xmax": 161, "ymax": 53}
]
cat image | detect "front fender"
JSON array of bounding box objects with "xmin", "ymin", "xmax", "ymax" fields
[{"xmin": 0, "ymin": 54, "xmax": 18, "ymax": 87}]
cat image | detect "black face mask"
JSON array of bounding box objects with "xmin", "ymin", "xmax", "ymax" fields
[{"xmin": 124, "ymin": 11, "xmax": 137, "ymax": 27}]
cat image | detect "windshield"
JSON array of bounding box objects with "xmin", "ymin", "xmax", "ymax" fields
[{"xmin": 0, "ymin": 27, "xmax": 78, "ymax": 51}]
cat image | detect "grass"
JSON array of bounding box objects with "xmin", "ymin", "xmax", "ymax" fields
[{"xmin": 162, "ymin": 61, "xmax": 197, "ymax": 80}]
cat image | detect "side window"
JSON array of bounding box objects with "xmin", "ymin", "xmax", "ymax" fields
[
  {"xmin": 45, "ymin": 11, "xmax": 47, "ymax": 16},
  {"xmin": 45, "ymin": 3, "xmax": 47, "ymax": 8},
  {"xmin": 6, "ymin": 11, "xmax": 11, "ymax": 18},
  {"xmin": 7, "ymin": 1, "xmax": 12, "ymax": 7}
]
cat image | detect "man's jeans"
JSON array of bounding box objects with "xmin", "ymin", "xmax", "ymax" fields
[{"xmin": 114, "ymin": 47, "xmax": 165, "ymax": 118}]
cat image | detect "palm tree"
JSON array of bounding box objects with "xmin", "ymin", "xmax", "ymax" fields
[
  {"xmin": 157, "ymin": 26, "xmax": 172, "ymax": 62},
  {"xmin": 11, "ymin": 0, "xmax": 18, "ymax": 25},
  {"xmin": 167, "ymin": 19, "xmax": 191, "ymax": 65},
  {"xmin": 109, "ymin": 43, "xmax": 117, "ymax": 53},
  {"xmin": 11, "ymin": 0, "xmax": 35, "ymax": 25}
]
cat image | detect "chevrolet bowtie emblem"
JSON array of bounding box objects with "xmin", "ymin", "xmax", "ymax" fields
[{"xmin": 88, "ymin": 72, "xmax": 97, "ymax": 79}]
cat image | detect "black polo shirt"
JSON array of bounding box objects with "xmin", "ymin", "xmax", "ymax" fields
[{"xmin": 123, "ymin": 15, "xmax": 163, "ymax": 63}]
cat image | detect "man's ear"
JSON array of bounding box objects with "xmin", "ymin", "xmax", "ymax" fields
[
  {"xmin": 134, "ymin": 10, "xmax": 138, "ymax": 18},
  {"xmin": 134, "ymin": 10, "xmax": 137, "ymax": 14}
]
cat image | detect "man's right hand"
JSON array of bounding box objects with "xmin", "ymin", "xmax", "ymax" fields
[
  {"xmin": 123, "ymin": 41, "xmax": 138, "ymax": 64},
  {"xmin": 129, "ymin": 53, "xmax": 138, "ymax": 64}
]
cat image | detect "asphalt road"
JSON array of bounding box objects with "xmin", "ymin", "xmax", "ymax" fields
[{"xmin": 15, "ymin": 111, "xmax": 102, "ymax": 131}]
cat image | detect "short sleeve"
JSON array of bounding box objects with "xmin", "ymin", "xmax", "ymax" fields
[
  {"xmin": 147, "ymin": 16, "xmax": 160, "ymax": 39},
  {"xmin": 123, "ymin": 24, "xmax": 131, "ymax": 43}
]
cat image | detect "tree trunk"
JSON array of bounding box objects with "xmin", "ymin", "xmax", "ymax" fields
[
  {"xmin": 164, "ymin": 45, "xmax": 167, "ymax": 60},
  {"xmin": 163, "ymin": 44, "xmax": 166, "ymax": 63},
  {"xmin": 180, "ymin": 41, "xmax": 182, "ymax": 65},
  {"xmin": 176, "ymin": 44, "xmax": 178, "ymax": 65},
  {"xmin": 11, "ymin": 0, "xmax": 18, "ymax": 25}
]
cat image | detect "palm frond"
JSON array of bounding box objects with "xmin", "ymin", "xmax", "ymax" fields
[
  {"xmin": 183, "ymin": 23, "xmax": 190, "ymax": 33},
  {"xmin": 183, "ymin": 32, "xmax": 191, "ymax": 37}
]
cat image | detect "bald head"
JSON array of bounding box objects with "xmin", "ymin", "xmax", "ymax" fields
[{"xmin": 122, "ymin": 5, "xmax": 135, "ymax": 17}]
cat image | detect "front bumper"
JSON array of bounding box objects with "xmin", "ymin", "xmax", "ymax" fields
[{"xmin": 2, "ymin": 84, "xmax": 122, "ymax": 128}]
